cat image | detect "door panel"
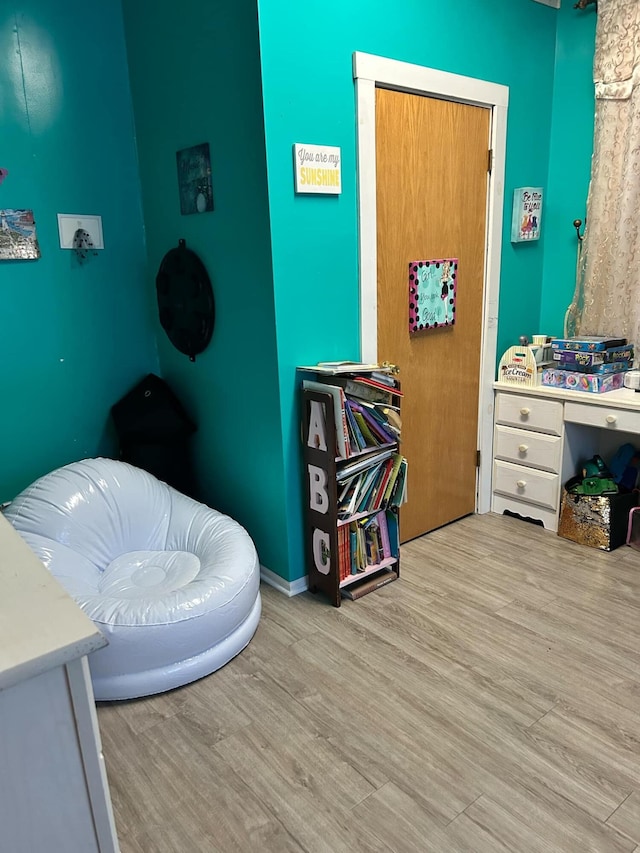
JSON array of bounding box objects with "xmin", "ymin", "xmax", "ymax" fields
[{"xmin": 376, "ymin": 88, "xmax": 490, "ymax": 541}]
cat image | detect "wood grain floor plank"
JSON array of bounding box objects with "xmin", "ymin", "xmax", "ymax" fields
[
  {"xmin": 214, "ymin": 726, "xmax": 392, "ymax": 853},
  {"xmin": 463, "ymin": 790, "xmax": 635, "ymax": 853},
  {"xmin": 497, "ymin": 600, "xmax": 640, "ymax": 684},
  {"xmin": 129, "ymin": 713, "xmax": 301, "ymax": 852},
  {"xmin": 350, "ymin": 781, "xmax": 460, "ymax": 852},
  {"xmin": 444, "ymin": 810, "xmax": 516, "ymax": 852},
  {"xmin": 606, "ymin": 791, "xmax": 640, "ymax": 844}
]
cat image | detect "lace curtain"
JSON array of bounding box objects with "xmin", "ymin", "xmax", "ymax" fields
[{"xmin": 565, "ymin": 0, "xmax": 640, "ymax": 344}]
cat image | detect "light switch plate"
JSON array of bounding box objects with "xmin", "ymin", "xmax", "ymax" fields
[{"xmin": 57, "ymin": 214, "xmax": 104, "ymax": 250}]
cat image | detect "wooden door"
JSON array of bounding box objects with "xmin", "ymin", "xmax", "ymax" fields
[{"xmin": 376, "ymin": 88, "xmax": 490, "ymax": 541}]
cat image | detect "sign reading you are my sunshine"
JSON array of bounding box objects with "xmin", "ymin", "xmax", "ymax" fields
[{"xmin": 294, "ymin": 144, "xmax": 342, "ymax": 195}]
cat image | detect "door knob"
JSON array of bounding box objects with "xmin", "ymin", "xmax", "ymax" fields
[
  {"xmin": 516, "ymin": 480, "xmax": 526, "ymax": 489},
  {"xmin": 518, "ymin": 444, "xmax": 528, "ymax": 453},
  {"xmin": 520, "ymin": 407, "xmax": 530, "ymax": 416},
  {"xmin": 605, "ymin": 414, "xmax": 617, "ymax": 425}
]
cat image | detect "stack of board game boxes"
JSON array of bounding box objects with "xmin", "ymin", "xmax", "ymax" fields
[{"xmin": 542, "ymin": 336, "xmax": 635, "ymax": 394}]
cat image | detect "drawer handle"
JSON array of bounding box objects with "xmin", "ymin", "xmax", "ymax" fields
[
  {"xmin": 520, "ymin": 407, "xmax": 531, "ymax": 416},
  {"xmin": 605, "ymin": 414, "xmax": 617, "ymax": 425},
  {"xmin": 518, "ymin": 444, "xmax": 528, "ymax": 453},
  {"xmin": 516, "ymin": 479, "xmax": 527, "ymax": 489}
]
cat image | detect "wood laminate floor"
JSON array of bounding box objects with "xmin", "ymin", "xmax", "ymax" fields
[{"xmin": 98, "ymin": 513, "xmax": 640, "ymax": 852}]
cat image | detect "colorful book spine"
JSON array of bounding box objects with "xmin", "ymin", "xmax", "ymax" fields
[
  {"xmin": 344, "ymin": 402, "xmax": 366, "ymax": 451},
  {"xmin": 378, "ymin": 511, "xmax": 391, "ymax": 559},
  {"xmin": 348, "ymin": 400, "xmax": 397, "ymax": 444}
]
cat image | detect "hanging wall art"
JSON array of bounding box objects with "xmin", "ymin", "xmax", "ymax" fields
[
  {"xmin": 511, "ymin": 187, "xmax": 543, "ymax": 242},
  {"xmin": 409, "ymin": 258, "xmax": 457, "ymax": 334},
  {"xmin": 176, "ymin": 143, "xmax": 214, "ymax": 215},
  {"xmin": 0, "ymin": 209, "xmax": 41, "ymax": 260}
]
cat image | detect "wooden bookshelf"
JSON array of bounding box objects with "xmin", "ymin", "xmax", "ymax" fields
[{"xmin": 299, "ymin": 368, "xmax": 406, "ymax": 607}]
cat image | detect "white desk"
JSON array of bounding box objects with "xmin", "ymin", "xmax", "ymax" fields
[
  {"xmin": 492, "ymin": 382, "xmax": 640, "ymax": 530},
  {"xmin": 0, "ymin": 514, "xmax": 119, "ymax": 852}
]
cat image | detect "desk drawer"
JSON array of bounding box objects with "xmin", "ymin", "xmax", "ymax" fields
[
  {"xmin": 496, "ymin": 393, "xmax": 563, "ymax": 435},
  {"xmin": 494, "ymin": 425, "xmax": 562, "ymax": 473},
  {"xmin": 493, "ymin": 460, "xmax": 560, "ymax": 510},
  {"xmin": 564, "ymin": 401, "xmax": 640, "ymax": 434}
]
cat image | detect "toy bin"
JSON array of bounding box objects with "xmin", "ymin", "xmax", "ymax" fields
[{"xmin": 558, "ymin": 489, "xmax": 637, "ymax": 551}]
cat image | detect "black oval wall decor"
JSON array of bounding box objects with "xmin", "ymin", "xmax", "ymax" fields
[{"xmin": 155, "ymin": 239, "xmax": 215, "ymax": 362}]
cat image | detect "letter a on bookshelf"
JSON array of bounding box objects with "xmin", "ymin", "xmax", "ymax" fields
[
  {"xmin": 307, "ymin": 400, "xmax": 328, "ymax": 452},
  {"xmin": 308, "ymin": 464, "xmax": 329, "ymax": 514},
  {"xmin": 313, "ymin": 528, "xmax": 331, "ymax": 575}
]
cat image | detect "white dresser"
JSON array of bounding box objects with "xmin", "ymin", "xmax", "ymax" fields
[
  {"xmin": 492, "ymin": 382, "xmax": 640, "ymax": 531},
  {"xmin": 0, "ymin": 514, "xmax": 119, "ymax": 852}
]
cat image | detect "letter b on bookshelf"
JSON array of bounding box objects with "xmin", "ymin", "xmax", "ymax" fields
[{"xmin": 308, "ymin": 464, "xmax": 329, "ymax": 514}]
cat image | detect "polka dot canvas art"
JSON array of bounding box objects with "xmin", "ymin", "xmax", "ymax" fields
[{"xmin": 408, "ymin": 258, "xmax": 457, "ymax": 334}]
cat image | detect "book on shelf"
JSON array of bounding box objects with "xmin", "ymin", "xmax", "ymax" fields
[
  {"xmin": 389, "ymin": 458, "xmax": 408, "ymax": 507},
  {"xmin": 337, "ymin": 452, "xmax": 406, "ymax": 518},
  {"xmin": 351, "ymin": 375, "xmax": 404, "ymax": 396},
  {"xmin": 336, "ymin": 446, "xmax": 396, "ymax": 482},
  {"xmin": 303, "ymin": 379, "xmax": 350, "ymax": 460},
  {"xmin": 380, "ymin": 453, "xmax": 404, "ymax": 508},
  {"xmin": 352, "ymin": 410, "xmax": 380, "ymax": 447},
  {"xmin": 344, "ymin": 402, "xmax": 367, "ymax": 450},
  {"xmin": 347, "ymin": 399, "xmax": 397, "ymax": 445},
  {"xmin": 370, "ymin": 371, "xmax": 397, "ymax": 387},
  {"xmin": 314, "ymin": 373, "xmax": 399, "ymax": 405},
  {"xmin": 338, "ymin": 524, "xmax": 350, "ymax": 583},
  {"xmin": 298, "ymin": 361, "xmax": 391, "ymax": 375},
  {"xmin": 342, "ymin": 509, "xmax": 398, "ymax": 574},
  {"xmin": 341, "ymin": 568, "xmax": 398, "ymax": 600}
]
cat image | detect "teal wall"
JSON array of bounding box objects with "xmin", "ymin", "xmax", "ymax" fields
[
  {"xmin": 0, "ymin": 2, "xmax": 157, "ymax": 503},
  {"xmin": 121, "ymin": 0, "xmax": 289, "ymax": 576},
  {"xmin": 541, "ymin": 4, "xmax": 597, "ymax": 336},
  {"xmin": 257, "ymin": 0, "xmax": 560, "ymax": 581}
]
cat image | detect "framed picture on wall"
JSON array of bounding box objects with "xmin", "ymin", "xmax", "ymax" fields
[
  {"xmin": 409, "ymin": 258, "xmax": 457, "ymax": 333},
  {"xmin": 511, "ymin": 187, "xmax": 543, "ymax": 243},
  {"xmin": 0, "ymin": 209, "xmax": 41, "ymax": 260},
  {"xmin": 176, "ymin": 143, "xmax": 214, "ymax": 215}
]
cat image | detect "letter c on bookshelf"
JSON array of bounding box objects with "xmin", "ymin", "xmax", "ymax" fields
[
  {"xmin": 307, "ymin": 400, "xmax": 328, "ymax": 451},
  {"xmin": 308, "ymin": 464, "xmax": 329, "ymax": 514},
  {"xmin": 312, "ymin": 528, "xmax": 331, "ymax": 575}
]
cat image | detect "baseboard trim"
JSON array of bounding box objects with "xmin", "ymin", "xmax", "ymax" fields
[{"xmin": 260, "ymin": 565, "xmax": 309, "ymax": 597}]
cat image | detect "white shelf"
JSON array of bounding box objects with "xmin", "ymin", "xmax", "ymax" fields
[{"xmin": 340, "ymin": 557, "xmax": 398, "ymax": 588}]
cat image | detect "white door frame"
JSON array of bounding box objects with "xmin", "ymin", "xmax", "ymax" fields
[{"xmin": 353, "ymin": 51, "xmax": 508, "ymax": 514}]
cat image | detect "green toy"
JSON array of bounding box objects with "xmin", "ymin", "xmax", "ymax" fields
[
  {"xmin": 566, "ymin": 455, "xmax": 619, "ymax": 496},
  {"xmin": 573, "ymin": 477, "xmax": 618, "ymax": 496}
]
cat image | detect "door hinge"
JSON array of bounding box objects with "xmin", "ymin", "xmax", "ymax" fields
[
  {"xmin": 487, "ymin": 149, "xmax": 493, "ymax": 174},
  {"xmin": 476, "ymin": 450, "xmax": 481, "ymax": 468}
]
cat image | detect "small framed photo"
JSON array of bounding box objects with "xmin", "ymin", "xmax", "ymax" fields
[
  {"xmin": 511, "ymin": 187, "xmax": 543, "ymax": 243},
  {"xmin": 176, "ymin": 143, "xmax": 214, "ymax": 215}
]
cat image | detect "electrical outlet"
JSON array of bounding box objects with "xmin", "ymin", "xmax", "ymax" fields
[{"xmin": 57, "ymin": 214, "xmax": 104, "ymax": 250}]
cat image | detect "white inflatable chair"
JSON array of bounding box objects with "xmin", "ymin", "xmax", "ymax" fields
[{"xmin": 4, "ymin": 458, "xmax": 261, "ymax": 701}]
